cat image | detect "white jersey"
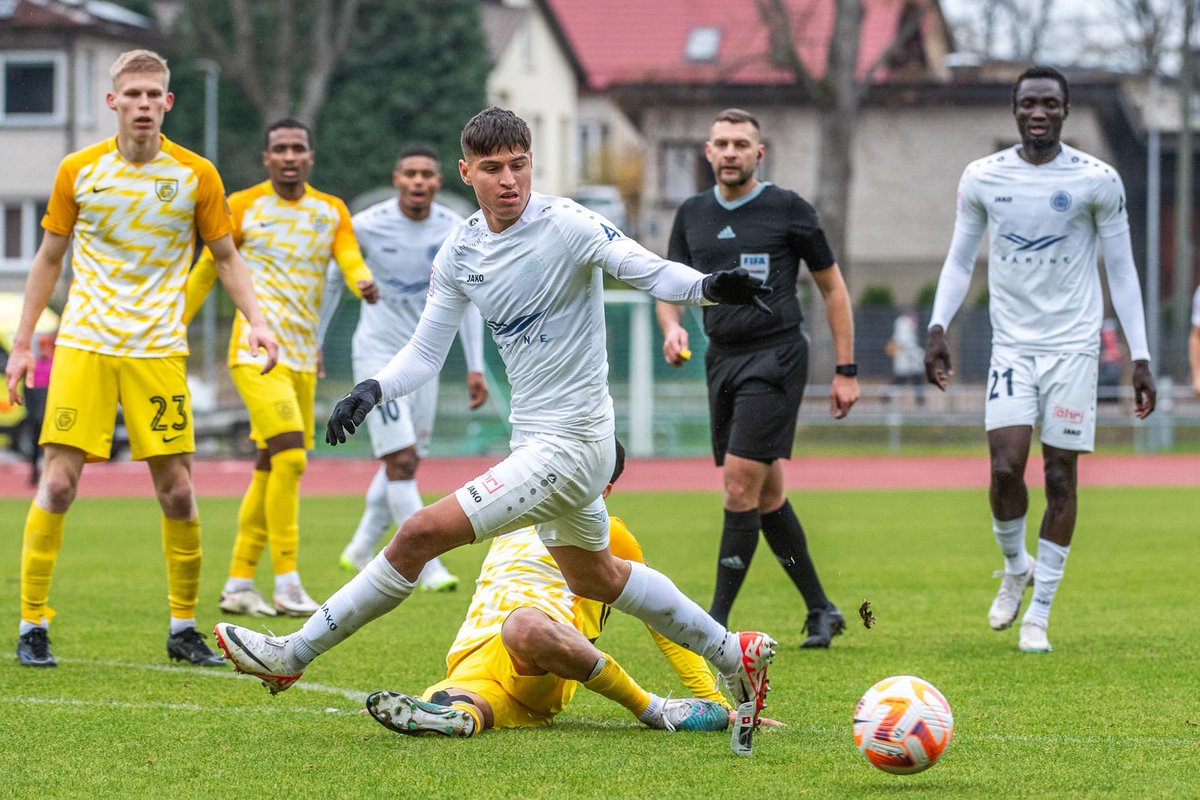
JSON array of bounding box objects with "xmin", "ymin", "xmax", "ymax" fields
[
  {"xmin": 957, "ymin": 143, "xmax": 1129, "ymax": 355},
  {"xmin": 420, "ymin": 191, "xmax": 708, "ymax": 439},
  {"xmin": 333, "ymin": 200, "xmax": 463, "ymax": 362}
]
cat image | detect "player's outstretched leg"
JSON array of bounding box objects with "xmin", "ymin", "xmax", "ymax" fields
[
  {"xmin": 366, "ymin": 691, "xmax": 477, "ymax": 737},
  {"xmin": 213, "ymin": 623, "xmax": 306, "ymax": 694}
]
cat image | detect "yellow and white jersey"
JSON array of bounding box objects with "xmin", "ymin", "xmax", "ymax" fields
[
  {"xmin": 217, "ymin": 181, "xmax": 370, "ymax": 372},
  {"xmin": 445, "ymin": 518, "xmax": 726, "ymax": 705},
  {"xmin": 42, "ymin": 135, "xmax": 231, "ymax": 358}
]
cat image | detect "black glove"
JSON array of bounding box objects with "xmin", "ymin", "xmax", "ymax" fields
[
  {"xmin": 701, "ymin": 268, "xmax": 773, "ymax": 315},
  {"xmin": 325, "ymin": 379, "xmax": 382, "ymax": 445}
]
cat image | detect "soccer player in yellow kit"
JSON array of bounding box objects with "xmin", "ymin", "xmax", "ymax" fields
[
  {"xmin": 185, "ymin": 118, "xmax": 378, "ymax": 618},
  {"xmin": 5, "ymin": 49, "xmax": 278, "ymax": 668},
  {"xmin": 366, "ymin": 443, "xmax": 733, "ymax": 737}
]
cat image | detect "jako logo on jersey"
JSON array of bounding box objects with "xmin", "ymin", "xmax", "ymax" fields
[
  {"xmin": 486, "ymin": 311, "xmax": 546, "ymax": 338},
  {"xmin": 466, "ymin": 273, "xmax": 485, "ymax": 284},
  {"xmin": 1000, "ymin": 233, "xmax": 1067, "ymax": 252},
  {"xmin": 717, "ymin": 225, "xmax": 736, "ymax": 239},
  {"xmin": 601, "ymin": 224, "xmax": 623, "ymax": 241},
  {"xmin": 1050, "ymin": 191, "xmax": 1072, "ymax": 212}
]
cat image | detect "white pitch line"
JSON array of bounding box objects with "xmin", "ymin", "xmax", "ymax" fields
[
  {"xmin": 57, "ymin": 657, "xmax": 370, "ymax": 703},
  {"xmin": 0, "ymin": 695, "xmax": 356, "ymax": 717}
]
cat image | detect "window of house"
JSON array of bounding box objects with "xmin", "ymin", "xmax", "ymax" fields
[
  {"xmin": 685, "ymin": 27, "xmax": 720, "ymax": 62},
  {"xmin": 0, "ymin": 200, "xmax": 47, "ymax": 273},
  {"xmin": 662, "ymin": 142, "xmax": 705, "ymax": 204},
  {"xmin": 1, "ymin": 52, "xmax": 66, "ymax": 124}
]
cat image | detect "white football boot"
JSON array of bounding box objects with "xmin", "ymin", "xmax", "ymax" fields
[
  {"xmin": 988, "ymin": 565, "xmax": 1034, "ymax": 630},
  {"xmin": 213, "ymin": 623, "xmax": 306, "ymax": 694}
]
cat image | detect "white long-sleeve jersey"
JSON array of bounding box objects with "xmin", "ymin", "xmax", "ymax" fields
[
  {"xmin": 319, "ymin": 199, "xmax": 483, "ymax": 371},
  {"xmin": 372, "ymin": 192, "xmax": 712, "ymax": 439},
  {"xmin": 930, "ymin": 143, "xmax": 1149, "ymax": 360}
]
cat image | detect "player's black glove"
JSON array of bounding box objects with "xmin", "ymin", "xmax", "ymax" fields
[
  {"xmin": 701, "ymin": 268, "xmax": 773, "ymax": 315},
  {"xmin": 326, "ymin": 379, "xmax": 382, "ymax": 445}
]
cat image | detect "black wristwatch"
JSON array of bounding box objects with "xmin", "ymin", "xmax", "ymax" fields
[{"xmin": 835, "ymin": 363, "xmax": 858, "ymax": 377}]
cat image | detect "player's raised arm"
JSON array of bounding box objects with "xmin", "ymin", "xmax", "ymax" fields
[{"xmin": 207, "ymin": 233, "xmax": 279, "ymax": 373}]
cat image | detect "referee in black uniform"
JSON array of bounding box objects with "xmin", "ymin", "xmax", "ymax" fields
[{"xmin": 656, "ymin": 108, "xmax": 859, "ymax": 648}]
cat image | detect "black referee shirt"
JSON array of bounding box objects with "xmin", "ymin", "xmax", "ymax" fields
[{"xmin": 667, "ymin": 183, "xmax": 835, "ymax": 349}]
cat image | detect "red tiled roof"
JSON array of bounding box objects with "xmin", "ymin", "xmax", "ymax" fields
[{"xmin": 542, "ymin": 0, "xmax": 921, "ymax": 90}]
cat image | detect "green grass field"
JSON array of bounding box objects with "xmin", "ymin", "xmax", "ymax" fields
[{"xmin": 1, "ymin": 486, "xmax": 1196, "ymax": 799}]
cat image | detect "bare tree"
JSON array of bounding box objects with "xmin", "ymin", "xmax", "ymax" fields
[
  {"xmin": 949, "ymin": 0, "xmax": 1061, "ymax": 62},
  {"xmin": 1093, "ymin": 0, "xmax": 1182, "ymax": 74},
  {"xmin": 184, "ymin": 0, "xmax": 363, "ymax": 124},
  {"xmin": 755, "ymin": 0, "xmax": 929, "ymax": 269}
]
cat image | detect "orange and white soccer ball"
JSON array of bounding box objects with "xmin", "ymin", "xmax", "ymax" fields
[{"xmin": 853, "ymin": 675, "xmax": 954, "ymax": 774}]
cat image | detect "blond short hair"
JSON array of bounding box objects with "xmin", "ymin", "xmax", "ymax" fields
[{"xmin": 110, "ymin": 49, "xmax": 170, "ymax": 88}]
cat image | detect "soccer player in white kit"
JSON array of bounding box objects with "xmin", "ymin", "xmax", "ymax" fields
[
  {"xmin": 925, "ymin": 67, "xmax": 1156, "ymax": 653},
  {"xmin": 319, "ymin": 145, "xmax": 488, "ymax": 590},
  {"xmin": 217, "ymin": 107, "xmax": 778, "ymax": 753}
]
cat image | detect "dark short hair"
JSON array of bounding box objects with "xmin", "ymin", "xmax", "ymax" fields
[
  {"xmin": 713, "ymin": 108, "xmax": 761, "ymax": 135},
  {"xmin": 395, "ymin": 144, "xmax": 439, "ymax": 170},
  {"xmin": 610, "ymin": 439, "xmax": 626, "ymax": 485},
  {"xmin": 1012, "ymin": 66, "xmax": 1069, "ymax": 110},
  {"xmin": 264, "ymin": 117, "xmax": 314, "ymax": 151},
  {"xmin": 460, "ymin": 107, "xmax": 531, "ymax": 159}
]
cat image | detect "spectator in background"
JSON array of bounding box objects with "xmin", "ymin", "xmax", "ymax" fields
[
  {"xmin": 885, "ymin": 309, "xmax": 925, "ymax": 406},
  {"xmin": 1190, "ymin": 285, "xmax": 1200, "ymax": 397},
  {"xmin": 1097, "ymin": 318, "xmax": 1123, "ymax": 403},
  {"xmin": 24, "ymin": 332, "xmax": 55, "ymax": 485}
]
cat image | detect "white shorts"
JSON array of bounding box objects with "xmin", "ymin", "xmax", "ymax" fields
[
  {"xmin": 454, "ymin": 430, "xmax": 616, "ymax": 551},
  {"xmin": 353, "ymin": 350, "xmax": 438, "ymax": 458},
  {"xmin": 984, "ymin": 348, "xmax": 1098, "ymax": 452}
]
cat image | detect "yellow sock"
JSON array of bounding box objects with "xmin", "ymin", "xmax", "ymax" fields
[
  {"xmin": 582, "ymin": 653, "xmax": 652, "ymax": 716},
  {"xmin": 450, "ymin": 702, "xmax": 483, "ymax": 735},
  {"xmin": 229, "ymin": 469, "xmax": 269, "ymax": 580},
  {"xmin": 265, "ymin": 448, "xmax": 306, "ymax": 576},
  {"xmin": 162, "ymin": 515, "xmax": 202, "ymax": 619},
  {"xmin": 20, "ymin": 503, "xmax": 65, "ymax": 625}
]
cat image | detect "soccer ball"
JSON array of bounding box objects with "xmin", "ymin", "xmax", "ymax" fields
[{"xmin": 853, "ymin": 675, "xmax": 954, "ymax": 774}]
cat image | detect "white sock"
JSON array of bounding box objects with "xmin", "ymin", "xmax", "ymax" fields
[
  {"xmin": 19, "ymin": 618, "xmax": 48, "ymax": 635},
  {"xmin": 385, "ymin": 478, "xmax": 423, "ymax": 525},
  {"xmin": 384, "ymin": 478, "xmax": 450, "ymax": 585},
  {"xmin": 609, "ymin": 561, "xmax": 735, "ymax": 672},
  {"xmin": 637, "ymin": 693, "xmax": 665, "ymax": 725},
  {"xmin": 346, "ymin": 466, "xmax": 392, "ymax": 555},
  {"xmin": 274, "ymin": 570, "xmax": 301, "ymax": 595},
  {"xmin": 292, "ymin": 552, "xmax": 415, "ymax": 663},
  {"xmin": 993, "ymin": 514, "xmax": 1031, "ymax": 574},
  {"xmin": 1024, "ymin": 538, "xmax": 1069, "ymax": 626},
  {"xmin": 223, "ymin": 577, "xmax": 255, "ymax": 594},
  {"xmin": 169, "ymin": 617, "xmax": 195, "ymax": 635}
]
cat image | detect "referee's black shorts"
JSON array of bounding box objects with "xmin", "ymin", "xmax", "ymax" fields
[{"xmin": 705, "ymin": 336, "xmax": 808, "ymax": 466}]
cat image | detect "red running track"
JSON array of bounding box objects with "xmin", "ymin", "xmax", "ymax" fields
[{"xmin": 1, "ymin": 453, "xmax": 1197, "ymax": 498}]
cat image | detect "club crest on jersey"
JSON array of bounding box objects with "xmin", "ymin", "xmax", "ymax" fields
[
  {"xmin": 155, "ymin": 179, "xmax": 178, "ymax": 202},
  {"xmin": 312, "ymin": 215, "xmax": 331, "ymax": 232},
  {"xmin": 1050, "ymin": 191, "xmax": 1072, "ymax": 212}
]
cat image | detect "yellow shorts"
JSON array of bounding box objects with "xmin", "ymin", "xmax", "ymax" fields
[
  {"xmin": 423, "ymin": 634, "xmax": 579, "ymax": 729},
  {"xmin": 41, "ymin": 346, "xmax": 193, "ymax": 462},
  {"xmin": 230, "ymin": 363, "xmax": 315, "ymax": 449}
]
